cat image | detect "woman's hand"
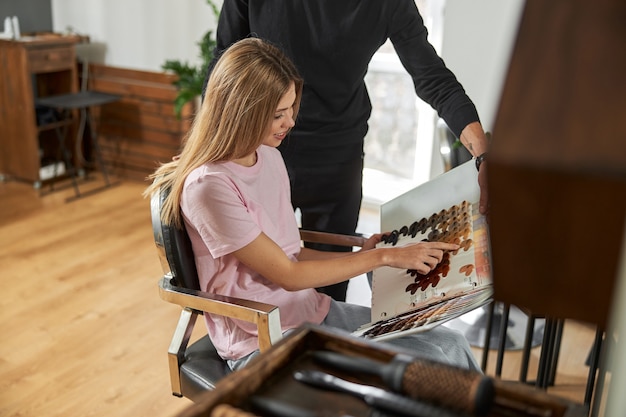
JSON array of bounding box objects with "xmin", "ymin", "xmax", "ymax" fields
[
  {"xmin": 384, "ymin": 241, "xmax": 460, "ymax": 275},
  {"xmin": 234, "ymin": 233, "xmax": 458, "ymax": 291},
  {"xmin": 361, "ymin": 233, "xmax": 383, "ymax": 251}
]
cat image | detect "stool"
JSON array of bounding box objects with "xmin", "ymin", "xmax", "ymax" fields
[
  {"xmin": 474, "ymin": 304, "xmax": 603, "ymax": 407},
  {"xmin": 36, "ymin": 90, "xmax": 120, "ymax": 200}
]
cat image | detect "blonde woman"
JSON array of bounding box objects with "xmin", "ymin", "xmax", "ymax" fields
[{"xmin": 145, "ymin": 38, "xmax": 479, "ymax": 372}]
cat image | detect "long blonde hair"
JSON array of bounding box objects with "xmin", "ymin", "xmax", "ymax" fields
[{"xmin": 144, "ymin": 38, "xmax": 303, "ymax": 227}]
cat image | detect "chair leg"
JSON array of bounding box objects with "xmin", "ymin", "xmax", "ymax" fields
[
  {"xmin": 519, "ymin": 315, "xmax": 536, "ymax": 383},
  {"xmin": 480, "ymin": 301, "xmax": 495, "ymax": 372},
  {"xmin": 536, "ymin": 318, "xmax": 552, "ymax": 389},
  {"xmin": 588, "ymin": 329, "xmax": 611, "ymax": 417},
  {"xmin": 584, "ymin": 328, "xmax": 603, "ymax": 406},
  {"xmin": 63, "ymin": 107, "xmax": 116, "ymax": 202},
  {"xmin": 85, "ymin": 108, "xmax": 111, "ymax": 186},
  {"xmin": 547, "ymin": 319, "xmax": 564, "ymax": 386},
  {"xmin": 50, "ymin": 126, "xmax": 63, "ymax": 191},
  {"xmin": 495, "ymin": 304, "xmax": 510, "ymax": 378},
  {"xmin": 168, "ymin": 308, "xmax": 198, "ymax": 398},
  {"xmin": 53, "ymin": 121, "xmax": 81, "ymax": 197},
  {"xmin": 536, "ymin": 318, "xmax": 559, "ymax": 389}
]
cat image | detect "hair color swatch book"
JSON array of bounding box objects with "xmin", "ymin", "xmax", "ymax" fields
[{"xmin": 353, "ymin": 161, "xmax": 493, "ymax": 341}]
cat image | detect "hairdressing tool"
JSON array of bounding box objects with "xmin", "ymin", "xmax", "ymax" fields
[
  {"xmin": 249, "ymin": 396, "xmax": 356, "ymax": 417},
  {"xmin": 312, "ymin": 351, "xmax": 494, "ymax": 416},
  {"xmin": 294, "ymin": 370, "xmax": 465, "ymax": 417}
]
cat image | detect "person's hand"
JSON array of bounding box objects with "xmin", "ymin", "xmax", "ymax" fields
[
  {"xmin": 361, "ymin": 233, "xmax": 383, "ymax": 251},
  {"xmin": 459, "ymin": 122, "xmax": 490, "ymax": 216},
  {"xmin": 386, "ymin": 241, "xmax": 459, "ymax": 274}
]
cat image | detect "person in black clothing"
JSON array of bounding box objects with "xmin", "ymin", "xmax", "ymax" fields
[{"xmin": 204, "ymin": 0, "xmax": 490, "ymax": 302}]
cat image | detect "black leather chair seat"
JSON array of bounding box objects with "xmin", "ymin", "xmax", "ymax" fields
[{"xmin": 180, "ymin": 335, "xmax": 231, "ymax": 401}]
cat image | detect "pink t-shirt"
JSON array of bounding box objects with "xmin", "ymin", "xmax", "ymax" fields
[{"xmin": 181, "ymin": 145, "xmax": 331, "ymax": 360}]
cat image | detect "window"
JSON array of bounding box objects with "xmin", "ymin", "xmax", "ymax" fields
[{"xmin": 362, "ymin": 0, "xmax": 446, "ymax": 207}]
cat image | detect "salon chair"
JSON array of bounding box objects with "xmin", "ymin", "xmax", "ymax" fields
[{"xmin": 150, "ymin": 185, "xmax": 365, "ymax": 401}]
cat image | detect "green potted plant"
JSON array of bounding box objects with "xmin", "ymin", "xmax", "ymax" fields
[{"xmin": 161, "ymin": 0, "xmax": 220, "ymax": 118}]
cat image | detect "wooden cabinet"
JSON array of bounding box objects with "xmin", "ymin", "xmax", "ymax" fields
[
  {"xmin": 488, "ymin": 0, "xmax": 626, "ymax": 331},
  {"xmin": 0, "ymin": 34, "xmax": 81, "ymax": 186}
]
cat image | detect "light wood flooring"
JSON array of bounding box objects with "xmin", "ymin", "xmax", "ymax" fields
[
  {"xmin": 0, "ymin": 176, "xmax": 596, "ymax": 416},
  {"xmin": 0, "ymin": 177, "xmax": 192, "ymax": 417}
]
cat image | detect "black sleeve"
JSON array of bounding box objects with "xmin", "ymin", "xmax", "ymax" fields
[
  {"xmin": 202, "ymin": 0, "xmax": 251, "ymax": 98},
  {"xmin": 389, "ymin": 0, "xmax": 480, "ymax": 137}
]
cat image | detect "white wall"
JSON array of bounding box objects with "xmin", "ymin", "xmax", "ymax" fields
[
  {"xmin": 51, "ymin": 0, "xmax": 221, "ymax": 71},
  {"xmin": 441, "ymin": 0, "xmax": 525, "ymax": 132},
  {"xmin": 51, "ymin": 0, "xmax": 522, "ymax": 120},
  {"xmin": 427, "ymin": 0, "xmax": 525, "ymax": 179}
]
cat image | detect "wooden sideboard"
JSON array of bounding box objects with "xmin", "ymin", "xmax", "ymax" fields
[{"xmin": 0, "ymin": 34, "xmax": 82, "ymax": 186}]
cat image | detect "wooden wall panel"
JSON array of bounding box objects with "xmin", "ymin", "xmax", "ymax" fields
[
  {"xmin": 88, "ymin": 64, "xmax": 194, "ymax": 183},
  {"xmin": 488, "ymin": 0, "xmax": 626, "ymax": 329}
]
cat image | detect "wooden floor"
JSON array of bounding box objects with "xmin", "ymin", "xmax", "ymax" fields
[
  {"xmin": 472, "ymin": 318, "xmax": 597, "ymax": 405},
  {"xmin": 0, "ymin": 177, "xmax": 192, "ymax": 417},
  {"xmin": 0, "ymin": 176, "xmax": 596, "ymax": 416}
]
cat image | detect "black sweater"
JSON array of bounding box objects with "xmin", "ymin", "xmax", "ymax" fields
[{"xmin": 209, "ymin": 0, "xmax": 480, "ymax": 152}]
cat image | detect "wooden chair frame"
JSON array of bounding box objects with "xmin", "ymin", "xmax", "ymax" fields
[{"xmin": 151, "ymin": 187, "xmax": 366, "ymax": 398}]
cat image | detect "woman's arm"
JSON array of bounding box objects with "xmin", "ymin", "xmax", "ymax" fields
[
  {"xmin": 296, "ymin": 233, "xmax": 383, "ymax": 262},
  {"xmin": 233, "ymin": 232, "xmax": 459, "ymax": 291}
]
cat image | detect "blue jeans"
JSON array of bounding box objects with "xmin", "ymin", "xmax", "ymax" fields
[{"xmin": 228, "ymin": 300, "xmax": 480, "ymax": 372}]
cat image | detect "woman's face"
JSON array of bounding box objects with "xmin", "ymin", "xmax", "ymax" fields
[{"xmin": 262, "ymin": 82, "xmax": 296, "ymax": 148}]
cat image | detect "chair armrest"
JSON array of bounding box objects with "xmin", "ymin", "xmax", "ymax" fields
[
  {"xmin": 158, "ymin": 276, "xmax": 282, "ymax": 351},
  {"xmin": 299, "ymin": 229, "xmax": 367, "ymax": 248}
]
